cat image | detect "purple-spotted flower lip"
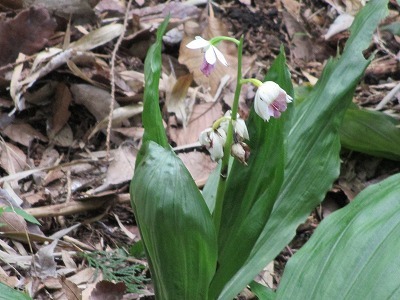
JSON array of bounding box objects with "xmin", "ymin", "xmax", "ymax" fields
[
  {"xmin": 186, "ymin": 36, "xmax": 228, "ymax": 76},
  {"xmin": 254, "ymin": 81, "xmax": 293, "ymax": 122}
]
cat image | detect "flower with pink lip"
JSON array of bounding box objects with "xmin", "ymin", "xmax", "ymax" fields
[
  {"xmin": 254, "ymin": 81, "xmax": 293, "ymax": 122},
  {"xmin": 186, "ymin": 36, "xmax": 228, "ymax": 77}
]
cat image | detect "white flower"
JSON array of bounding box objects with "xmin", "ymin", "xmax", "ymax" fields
[
  {"xmin": 254, "ymin": 81, "xmax": 293, "ymax": 122},
  {"xmin": 220, "ymin": 111, "xmax": 249, "ymax": 141},
  {"xmin": 199, "ymin": 127, "xmax": 227, "ymax": 161},
  {"xmin": 186, "ymin": 36, "xmax": 228, "ymax": 76}
]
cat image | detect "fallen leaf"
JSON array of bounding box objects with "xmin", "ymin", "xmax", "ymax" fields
[
  {"xmin": 165, "ymin": 73, "xmax": 193, "ymax": 126},
  {"xmin": 178, "ymin": 152, "xmax": 217, "ymax": 185},
  {"xmin": 324, "ymin": 13, "xmax": 354, "ymax": 40},
  {"xmin": 104, "ymin": 142, "xmax": 136, "ymax": 186},
  {"xmin": 89, "ymin": 280, "xmax": 126, "ymax": 300},
  {"xmin": 70, "ymin": 84, "xmax": 121, "ymax": 122},
  {"xmin": 0, "ymin": 142, "xmax": 27, "ymax": 175},
  {"xmin": 168, "ymin": 102, "xmax": 223, "ymax": 146},
  {"xmin": 0, "ymin": 6, "xmax": 57, "ymax": 67},
  {"xmin": 31, "ymin": 240, "xmax": 58, "ymax": 279},
  {"xmin": 60, "ymin": 276, "xmax": 82, "ymax": 300},
  {"xmin": 48, "ymin": 83, "xmax": 72, "ymax": 139},
  {"xmin": 3, "ymin": 123, "xmax": 48, "ymax": 147}
]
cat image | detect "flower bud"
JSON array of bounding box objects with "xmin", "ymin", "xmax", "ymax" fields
[{"xmin": 231, "ymin": 142, "xmax": 250, "ymax": 165}]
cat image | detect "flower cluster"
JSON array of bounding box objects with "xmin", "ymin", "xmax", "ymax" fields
[
  {"xmin": 187, "ymin": 36, "xmax": 292, "ymax": 165},
  {"xmin": 199, "ymin": 111, "xmax": 250, "ymax": 164}
]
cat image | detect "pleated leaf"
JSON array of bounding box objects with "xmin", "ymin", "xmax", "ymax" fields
[
  {"xmin": 276, "ymin": 173, "xmax": 400, "ymax": 299},
  {"xmin": 340, "ymin": 106, "xmax": 400, "ymax": 160},
  {"xmin": 217, "ymin": 1, "xmax": 389, "ymax": 299},
  {"xmin": 0, "ymin": 283, "xmax": 31, "ymax": 300},
  {"xmin": 135, "ymin": 17, "xmax": 169, "ymax": 167},
  {"xmin": 130, "ymin": 141, "xmax": 217, "ymax": 299}
]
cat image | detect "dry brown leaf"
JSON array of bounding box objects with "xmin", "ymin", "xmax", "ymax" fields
[
  {"xmin": 0, "ymin": 265, "xmax": 19, "ymax": 287},
  {"xmin": 282, "ymin": 11, "xmax": 315, "ymax": 63},
  {"xmin": 60, "ymin": 276, "xmax": 82, "ymax": 300},
  {"xmin": 48, "ymin": 83, "xmax": 72, "ymax": 139},
  {"xmin": 31, "ymin": 240, "xmax": 58, "ymax": 279},
  {"xmin": 0, "ymin": 6, "xmax": 56, "ymax": 67},
  {"xmin": 68, "ymin": 267, "xmax": 99, "ymax": 286},
  {"xmin": 70, "ymin": 84, "xmax": 121, "ymax": 122},
  {"xmin": 178, "ymin": 152, "xmax": 217, "ymax": 185},
  {"xmin": 89, "ymin": 281, "xmax": 126, "ymax": 300},
  {"xmin": 0, "ymin": 210, "xmax": 27, "ymax": 233},
  {"xmin": 104, "ymin": 142, "xmax": 136, "ymax": 186},
  {"xmin": 281, "ymin": 0, "xmax": 302, "ymax": 17},
  {"xmin": 3, "ymin": 123, "xmax": 48, "ymax": 147},
  {"xmin": 0, "ymin": 142, "xmax": 27, "ymax": 175},
  {"xmin": 26, "ymin": 0, "xmax": 99, "ymax": 18},
  {"xmin": 168, "ymin": 102, "xmax": 223, "ymax": 146},
  {"xmin": 165, "ymin": 73, "xmax": 193, "ymax": 126},
  {"xmin": 88, "ymin": 104, "xmax": 143, "ymax": 140}
]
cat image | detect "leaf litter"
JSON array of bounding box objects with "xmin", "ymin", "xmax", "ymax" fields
[{"xmin": 0, "ymin": 0, "xmax": 398, "ymax": 298}]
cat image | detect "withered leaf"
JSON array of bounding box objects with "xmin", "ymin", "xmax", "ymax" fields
[{"xmin": 0, "ymin": 6, "xmax": 57, "ymax": 67}]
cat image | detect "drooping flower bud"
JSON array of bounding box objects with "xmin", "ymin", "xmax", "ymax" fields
[{"xmin": 231, "ymin": 142, "xmax": 251, "ymax": 165}]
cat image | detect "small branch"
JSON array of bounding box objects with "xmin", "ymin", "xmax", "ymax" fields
[
  {"xmin": 106, "ymin": 0, "xmax": 133, "ymax": 160},
  {"xmin": 375, "ymin": 81, "xmax": 400, "ymax": 110}
]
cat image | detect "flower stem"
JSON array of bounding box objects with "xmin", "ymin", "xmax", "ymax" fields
[
  {"xmin": 213, "ymin": 35, "xmax": 244, "ymax": 234},
  {"xmin": 210, "ymin": 36, "xmax": 240, "ymax": 46}
]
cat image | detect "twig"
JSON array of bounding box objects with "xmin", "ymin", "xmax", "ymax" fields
[
  {"xmin": 106, "ymin": 0, "xmax": 133, "ymax": 160},
  {"xmin": 375, "ymin": 82, "xmax": 400, "ymax": 110}
]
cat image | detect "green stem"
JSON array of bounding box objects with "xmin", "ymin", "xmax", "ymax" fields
[
  {"xmin": 213, "ymin": 35, "xmax": 244, "ymax": 234},
  {"xmin": 240, "ymin": 78, "xmax": 263, "ymax": 87},
  {"xmin": 210, "ymin": 36, "xmax": 240, "ymax": 46}
]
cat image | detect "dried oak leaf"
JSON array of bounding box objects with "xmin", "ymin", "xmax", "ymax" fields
[{"xmin": 0, "ymin": 6, "xmax": 57, "ymax": 66}]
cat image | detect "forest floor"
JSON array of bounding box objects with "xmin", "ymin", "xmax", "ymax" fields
[{"xmin": 0, "ymin": 0, "xmax": 399, "ymax": 299}]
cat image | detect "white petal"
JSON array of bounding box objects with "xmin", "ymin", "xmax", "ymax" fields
[
  {"xmin": 199, "ymin": 128, "xmax": 212, "ymax": 146},
  {"xmin": 254, "ymin": 92, "xmax": 271, "ymax": 121},
  {"xmin": 213, "ymin": 46, "xmax": 228, "ymax": 66},
  {"xmin": 235, "ymin": 118, "xmax": 249, "ymax": 140},
  {"xmin": 186, "ymin": 36, "xmax": 210, "ymax": 49},
  {"xmin": 216, "ymin": 127, "xmax": 227, "ymax": 144},
  {"xmin": 205, "ymin": 47, "xmax": 217, "ymax": 65}
]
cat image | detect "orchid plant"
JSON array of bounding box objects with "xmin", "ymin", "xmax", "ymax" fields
[{"xmin": 130, "ymin": 1, "xmax": 400, "ymax": 299}]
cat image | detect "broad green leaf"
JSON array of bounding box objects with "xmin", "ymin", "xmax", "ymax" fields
[
  {"xmin": 202, "ymin": 163, "xmax": 221, "ymax": 213},
  {"xmin": 296, "ymin": 86, "xmax": 400, "ymax": 161},
  {"xmin": 381, "ymin": 22, "xmax": 400, "ymax": 35},
  {"xmin": 217, "ymin": 1, "xmax": 389, "ymax": 299},
  {"xmin": 130, "ymin": 141, "xmax": 217, "ymax": 299},
  {"xmin": 136, "ymin": 17, "xmax": 170, "ymax": 166},
  {"xmin": 209, "ymin": 46, "xmax": 291, "ymax": 298},
  {"xmin": 276, "ymin": 173, "xmax": 400, "ymax": 299},
  {"xmin": 340, "ymin": 107, "xmax": 400, "ymax": 160},
  {"xmin": 249, "ymin": 281, "xmax": 276, "ymax": 300},
  {"xmin": 0, "ymin": 283, "xmax": 31, "ymax": 300}
]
